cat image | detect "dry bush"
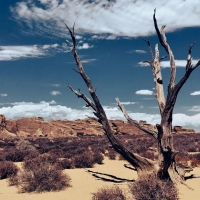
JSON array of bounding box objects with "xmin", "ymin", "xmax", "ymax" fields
[
  {"xmin": 3, "ymin": 148, "xmax": 29, "ymax": 162},
  {"xmin": 48, "ymin": 149, "xmax": 64, "ymax": 158},
  {"xmin": 92, "ymin": 150, "xmax": 104, "ymax": 164},
  {"xmin": 92, "ymin": 186, "xmax": 126, "ymax": 200},
  {"xmin": 190, "ymin": 158, "xmax": 200, "ymax": 167},
  {"xmin": 14, "ymin": 139, "xmax": 36, "ymax": 151},
  {"xmin": 23, "ymin": 150, "xmax": 40, "ymax": 161},
  {"xmin": 129, "ymin": 175, "xmax": 179, "ymax": 200},
  {"xmin": 58, "ymin": 158, "xmax": 75, "ymax": 169},
  {"xmin": 0, "ymin": 161, "xmax": 19, "ymax": 179},
  {"xmin": 74, "ymin": 151, "xmax": 95, "ymax": 168},
  {"xmin": 15, "ymin": 155, "xmax": 71, "ymax": 193},
  {"xmin": 106, "ymin": 149, "xmax": 117, "ymax": 160}
]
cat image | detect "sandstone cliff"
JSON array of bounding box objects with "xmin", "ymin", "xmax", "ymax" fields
[{"xmin": 0, "ymin": 114, "xmax": 196, "ymax": 138}]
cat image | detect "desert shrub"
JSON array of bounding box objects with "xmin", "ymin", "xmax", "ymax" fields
[
  {"xmin": 0, "ymin": 161, "xmax": 19, "ymax": 179},
  {"xmin": 0, "ymin": 151, "xmax": 5, "ymax": 161},
  {"xmin": 176, "ymin": 152, "xmax": 189, "ymax": 166},
  {"xmin": 129, "ymin": 175, "xmax": 179, "ymax": 200},
  {"xmin": 92, "ymin": 186, "xmax": 126, "ymax": 200},
  {"xmin": 48, "ymin": 149, "xmax": 64, "ymax": 158},
  {"xmin": 23, "ymin": 150, "xmax": 40, "ymax": 161},
  {"xmin": 16, "ymin": 155, "xmax": 71, "ymax": 193},
  {"xmin": 4, "ymin": 148, "xmax": 29, "ymax": 162},
  {"xmin": 92, "ymin": 150, "xmax": 104, "ymax": 164},
  {"xmin": 74, "ymin": 151, "xmax": 95, "ymax": 168},
  {"xmin": 106, "ymin": 149, "xmax": 117, "ymax": 160},
  {"xmin": 140, "ymin": 151, "xmax": 155, "ymax": 160},
  {"xmin": 118, "ymin": 154, "xmax": 125, "ymax": 160},
  {"xmin": 58, "ymin": 158, "xmax": 75, "ymax": 169},
  {"xmin": 23, "ymin": 154, "xmax": 59, "ymax": 171},
  {"xmin": 14, "ymin": 139, "xmax": 36, "ymax": 151}
]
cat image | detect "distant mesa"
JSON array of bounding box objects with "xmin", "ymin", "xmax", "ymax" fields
[{"xmin": 0, "ymin": 114, "xmax": 197, "ymax": 138}]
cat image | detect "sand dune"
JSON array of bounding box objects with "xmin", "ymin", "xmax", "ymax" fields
[{"xmin": 0, "ymin": 158, "xmax": 199, "ymax": 200}]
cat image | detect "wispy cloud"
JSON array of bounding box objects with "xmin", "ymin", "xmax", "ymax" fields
[
  {"xmin": 1, "ymin": 94, "xmax": 8, "ymax": 97},
  {"xmin": 51, "ymin": 84, "xmax": 61, "ymax": 87},
  {"xmin": 120, "ymin": 102, "xmax": 137, "ymax": 105},
  {"xmin": 11, "ymin": 0, "xmax": 200, "ymax": 38},
  {"xmin": 0, "ymin": 44, "xmax": 70, "ymax": 61},
  {"xmin": 188, "ymin": 106, "xmax": 200, "ymax": 111},
  {"xmin": 190, "ymin": 91, "xmax": 200, "ymax": 96},
  {"xmin": 135, "ymin": 50, "xmax": 147, "ymax": 54},
  {"xmin": 0, "ymin": 45, "xmax": 44, "ymax": 61},
  {"xmin": 139, "ymin": 60, "xmax": 200, "ymax": 68},
  {"xmin": 81, "ymin": 59, "xmax": 96, "ymax": 63},
  {"xmin": 50, "ymin": 91, "xmax": 61, "ymax": 96},
  {"xmin": 136, "ymin": 90, "xmax": 153, "ymax": 95},
  {"xmin": 0, "ymin": 100, "xmax": 57, "ymax": 106},
  {"xmin": 91, "ymin": 35, "xmax": 117, "ymax": 40}
]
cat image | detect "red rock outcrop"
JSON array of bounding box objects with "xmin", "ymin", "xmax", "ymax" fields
[{"xmin": 0, "ymin": 115, "xmax": 197, "ymax": 138}]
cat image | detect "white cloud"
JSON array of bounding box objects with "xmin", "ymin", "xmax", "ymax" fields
[
  {"xmin": 0, "ymin": 44, "xmax": 70, "ymax": 61},
  {"xmin": 188, "ymin": 106, "xmax": 200, "ymax": 112},
  {"xmin": 190, "ymin": 91, "xmax": 200, "ymax": 96},
  {"xmin": 120, "ymin": 102, "xmax": 137, "ymax": 105},
  {"xmin": 136, "ymin": 90, "xmax": 153, "ymax": 95},
  {"xmin": 1, "ymin": 103, "xmax": 200, "ymax": 131},
  {"xmin": 9, "ymin": 100, "xmax": 57, "ymax": 106},
  {"xmin": 81, "ymin": 59, "xmax": 96, "ymax": 63},
  {"xmin": 77, "ymin": 43, "xmax": 94, "ymax": 50},
  {"xmin": 11, "ymin": 0, "xmax": 200, "ymax": 38},
  {"xmin": 51, "ymin": 84, "xmax": 61, "ymax": 87},
  {"xmin": 51, "ymin": 91, "xmax": 61, "ymax": 96},
  {"xmin": 1, "ymin": 94, "xmax": 7, "ymax": 97},
  {"xmin": 139, "ymin": 60, "xmax": 200, "ymax": 68},
  {"xmin": 135, "ymin": 50, "xmax": 146, "ymax": 54},
  {"xmin": 75, "ymin": 35, "xmax": 83, "ymax": 39},
  {"xmin": 0, "ymin": 45, "xmax": 44, "ymax": 61}
]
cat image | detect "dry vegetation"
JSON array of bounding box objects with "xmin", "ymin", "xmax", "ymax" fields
[{"xmin": 0, "ymin": 133, "xmax": 200, "ymax": 197}]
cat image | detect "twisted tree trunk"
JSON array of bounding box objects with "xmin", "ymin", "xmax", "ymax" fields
[{"xmin": 66, "ymin": 9, "xmax": 200, "ymax": 184}]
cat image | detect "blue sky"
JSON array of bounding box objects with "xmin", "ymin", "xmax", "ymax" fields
[{"xmin": 1, "ymin": 0, "xmax": 200, "ymax": 130}]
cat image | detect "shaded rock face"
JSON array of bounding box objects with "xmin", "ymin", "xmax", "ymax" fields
[
  {"xmin": 173, "ymin": 126, "xmax": 195, "ymax": 134},
  {"xmin": 0, "ymin": 115, "xmax": 196, "ymax": 138}
]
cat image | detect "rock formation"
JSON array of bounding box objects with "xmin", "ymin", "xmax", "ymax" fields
[{"xmin": 0, "ymin": 114, "xmax": 197, "ymax": 138}]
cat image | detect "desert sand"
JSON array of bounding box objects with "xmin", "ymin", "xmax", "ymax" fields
[{"xmin": 0, "ymin": 157, "xmax": 200, "ymax": 200}]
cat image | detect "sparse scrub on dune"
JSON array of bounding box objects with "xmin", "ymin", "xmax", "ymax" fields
[
  {"xmin": 128, "ymin": 174, "xmax": 179, "ymax": 200},
  {"xmin": 1, "ymin": 147, "xmax": 33, "ymax": 162},
  {"xmin": 13, "ymin": 154, "xmax": 71, "ymax": 193},
  {"xmin": 58, "ymin": 158, "xmax": 75, "ymax": 169},
  {"xmin": 92, "ymin": 186, "xmax": 127, "ymax": 200},
  {"xmin": 0, "ymin": 161, "xmax": 19, "ymax": 180},
  {"xmin": 14, "ymin": 139, "xmax": 36, "ymax": 151},
  {"xmin": 92, "ymin": 150, "xmax": 104, "ymax": 164},
  {"xmin": 74, "ymin": 151, "xmax": 95, "ymax": 168},
  {"xmin": 106, "ymin": 149, "xmax": 117, "ymax": 160}
]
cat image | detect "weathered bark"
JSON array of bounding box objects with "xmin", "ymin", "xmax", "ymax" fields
[
  {"xmin": 116, "ymin": 9, "xmax": 200, "ymax": 184},
  {"xmin": 66, "ymin": 9, "xmax": 200, "ymax": 183},
  {"xmin": 65, "ymin": 24, "xmax": 156, "ymax": 177}
]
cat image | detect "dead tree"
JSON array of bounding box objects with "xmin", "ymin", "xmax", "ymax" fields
[{"xmin": 66, "ymin": 10, "xmax": 200, "ymax": 184}]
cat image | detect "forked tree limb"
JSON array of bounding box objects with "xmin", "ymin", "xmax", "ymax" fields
[
  {"xmin": 160, "ymin": 25, "xmax": 176, "ymax": 90},
  {"xmin": 66, "ymin": 24, "xmax": 155, "ymax": 172},
  {"xmin": 153, "ymin": 10, "xmax": 200, "ymax": 122},
  {"xmin": 116, "ymin": 98, "xmax": 158, "ymax": 140},
  {"xmin": 68, "ymin": 84, "xmax": 97, "ymax": 112}
]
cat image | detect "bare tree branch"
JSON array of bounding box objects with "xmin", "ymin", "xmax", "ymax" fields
[
  {"xmin": 153, "ymin": 9, "xmax": 169, "ymax": 54},
  {"xmin": 160, "ymin": 25, "xmax": 176, "ymax": 90},
  {"xmin": 66, "ymin": 24, "xmax": 155, "ymax": 172},
  {"xmin": 144, "ymin": 39, "xmax": 154, "ymax": 59},
  {"xmin": 116, "ymin": 97, "xmax": 158, "ymax": 140},
  {"xmin": 67, "ymin": 84, "xmax": 97, "ymax": 112}
]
